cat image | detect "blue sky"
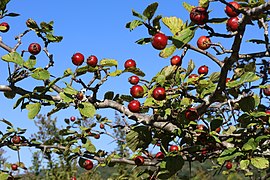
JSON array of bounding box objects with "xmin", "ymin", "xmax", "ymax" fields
[{"xmin": 0, "ymin": 0, "xmax": 265, "ymax": 170}]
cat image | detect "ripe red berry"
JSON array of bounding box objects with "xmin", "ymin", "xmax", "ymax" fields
[
  {"xmin": 155, "ymin": 152, "xmax": 165, "ymax": 159},
  {"xmin": 215, "ymin": 127, "xmax": 221, "ymax": 133},
  {"xmin": 226, "ymin": 78, "xmax": 231, "ymax": 83},
  {"xmin": 263, "ymin": 87, "xmax": 270, "ymax": 96},
  {"xmin": 152, "ymin": 87, "xmax": 166, "ymax": 101},
  {"xmin": 201, "ymin": 148, "xmax": 207, "ymax": 156},
  {"xmin": 190, "ymin": 7, "xmax": 209, "ymax": 25},
  {"xmin": 84, "ymin": 159, "xmax": 93, "ymax": 170},
  {"xmin": 130, "ymin": 85, "xmax": 144, "ymax": 98},
  {"xmin": 225, "ymin": 2, "xmax": 240, "ymax": 17},
  {"xmin": 11, "ymin": 164, "xmax": 18, "ymax": 171},
  {"xmin": 134, "ymin": 156, "xmax": 144, "ymax": 166},
  {"xmin": 198, "ymin": 65, "xmax": 209, "ymax": 75},
  {"xmin": 70, "ymin": 116, "xmax": 76, "ymax": 122},
  {"xmin": 128, "ymin": 100, "xmax": 141, "ymax": 113},
  {"xmin": 0, "ymin": 22, "xmax": 10, "ymax": 32},
  {"xmin": 76, "ymin": 92, "xmax": 84, "ymax": 100},
  {"xmin": 71, "ymin": 177, "xmax": 77, "ymax": 180},
  {"xmin": 100, "ymin": 123, "xmax": 105, "ymax": 129},
  {"xmin": 94, "ymin": 134, "xmax": 100, "ymax": 139},
  {"xmin": 86, "ymin": 55, "xmax": 98, "ymax": 67},
  {"xmin": 12, "ymin": 135, "xmax": 21, "ymax": 144},
  {"xmin": 226, "ymin": 17, "xmax": 239, "ymax": 32},
  {"xmin": 72, "ymin": 52, "xmax": 84, "ymax": 66},
  {"xmin": 128, "ymin": 75, "xmax": 140, "ymax": 85},
  {"xmin": 225, "ymin": 161, "xmax": 233, "ymax": 170},
  {"xmin": 151, "ymin": 33, "xmax": 168, "ymax": 50},
  {"xmin": 185, "ymin": 108, "xmax": 199, "ymax": 121},
  {"xmin": 188, "ymin": 74, "xmax": 199, "ymax": 79},
  {"xmin": 124, "ymin": 59, "xmax": 136, "ymax": 69},
  {"xmin": 28, "ymin": 43, "xmax": 41, "ymax": 55},
  {"xmin": 197, "ymin": 36, "xmax": 211, "ymax": 50},
  {"xmin": 170, "ymin": 55, "xmax": 182, "ymax": 66},
  {"xmin": 169, "ymin": 145, "xmax": 179, "ymax": 152}
]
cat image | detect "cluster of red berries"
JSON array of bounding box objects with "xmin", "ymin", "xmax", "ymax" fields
[
  {"xmin": 225, "ymin": 2, "xmax": 241, "ymax": 32},
  {"xmin": 71, "ymin": 52, "xmax": 98, "ymax": 67}
]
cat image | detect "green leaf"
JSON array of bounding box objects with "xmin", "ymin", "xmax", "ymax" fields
[
  {"xmin": 156, "ymin": 75, "xmax": 166, "ymax": 86},
  {"xmin": 143, "ymin": 2, "xmax": 158, "ymax": 20},
  {"xmin": 246, "ymin": 39, "xmax": 266, "ymax": 44},
  {"xmin": 208, "ymin": 18, "xmax": 228, "ymax": 24},
  {"xmin": 104, "ymin": 91, "xmax": 114, "ymax": 100},
  {"xmin": 251, "ymin": 157, "xmax": 269, "ymax": 169},
  {"xmin": 255, "ymin": 135, "xmax": 269, "ymax": 144},
  {"xmin": 109, "ymin": 69, "xmax": 122, "ymax": 76},
  {"xmin": 46, "ymin": 34, "xmax": 63, "ymax": 42},
  {"xmin": 100, "ymin": 58, "xmax": 118, "ymax": 67},
  {"xmin": 126, "ymin": 20, "xmax": 143, "ymax": 31},
  {"xmin": 78, "ymin": 102, "xmax": 96, "ymax": 118},
  {"xmin": 242, "ymin": 138, "xmax": 257, "ymax": 151},
  {"xmin": 82, "ymin": 139, "xmax": 96, "ymax": 153},
  {"xmin": 26, "ymin": 103, "xmax": 41, "ymax": 119},
  {"xmin": 185, "ymin": 59, "xmax": 195, "ymax": 77},
  {"xmin": 131, "ymin": 9, "xmax": 146, "ymax": 20},
  {"xmin": 5, "ymin": 12, "xmax": 20, "ymax": 17},
  {"xmin": 159, "ymin": 45, "xmax": 177, "ymax": 58},
  {"xmin": 217, "ymin": 148, "xmax": 243, "ymax": 165},
  {"xmin": 172, "ymin": 26, "xmax": 196, "ymax": 49},
  {"xmin": 162, "ymin": 16, "xmax": 183, "ymax": 35},
  {"xmin": 153, "ymin": 15, "xmax": 162, "ymax": 30},
  {"xmin": 210, "ymin": 118, "xmax": 223, "ymax": 130},
  {"xmin": 240, "ymin": 160, "xmax": 250, "ymax": 170},
  {"xmin": 64, "ymin": 68, "xmax": 73, "ymax": 77},
  {"xmin": 240, "ymin": 72, "xmax": 260, "ymax": 83},
  {"xmin": 158, "ymin": 155, "xmax": 184, "ymax": 179},
  {"xmin": 126, "ymin": 126, "xmax": 152, "ymax": 152},
  {"xmin": 0, "ymin": 0, "xmax": 10, "ymax": 11},
  {"xmin": 63, "ymin": 82, "xmax": 77, "ymax": 95},
  {"xmin": 0, "ymin": 119, "xmax": 13, "ymax": 127},
  {"xmin": 182, "ymin": 2, "xmax": 195, "ymax": 12},
  {"xmin": 239, "ymin": 96, "xmax": 255, "ymax": 112},
  {"xmin": 47, "ymin": 103, "xmax": 68, "ymax": 116},
  {"xmin": 75, "ymin": 65, "xmax": 98, "ymax": 76},
  {"xmin": 135, "ymin": 38, "xmax": 152, "ymax": 45},
  {"xmin": 199, "ymin": 0, "xmax": 209, "ymax": 8},
  {"xmin": 123, "ymin": 67, "xmax": 145, "ymax": 77},
  {"xmin": 24, "ymin": 55, "xmax": 36, "ymax": 69},
  {"xmin": 31, "ymin": 68, "xmax": 50, "ymax": 80},
  {"xmin": 1, "ymin": 52, "xmax": 24, "ymax": 66},
  {"xmin": 0, "ymin": 172, "xmax": 9, "ymax": 180}
]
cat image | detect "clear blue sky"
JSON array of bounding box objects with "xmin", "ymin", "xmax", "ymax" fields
[{"xmin": 0, "ymin": 0, "xmax": 265, "ymax": 170}]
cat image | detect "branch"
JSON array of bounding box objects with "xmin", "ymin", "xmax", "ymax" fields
[{"xmin": 95, "ymin": 99, "xmax": 179, "ymax": 133}]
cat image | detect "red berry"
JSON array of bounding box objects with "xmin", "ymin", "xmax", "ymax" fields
[
  {"xmin": 197, "ymin": 124, "xmax": 206, "ymax": 131},
  {"xmin": 70, "ymin": 116, "xmax": 76, "ymax": 122},
  {"xmin": 76, "ymin": 92, "xmax": 84, "ymax": 100},
  {"xmin": 152, "ymin": 87, "xmax": 166, "ymax": 101},
  {"xmin": 84, "ymin": 159, "xmax": 93, "ymax": 170},
  {"xmin": 155, "ymin": 152, "xmax": 165, "ymax": 159},
  {"xmin": 226, "ymin": 17, "xmax": 239, "ymax": 32},
  {"xmin": 197, "ymin": 36, "xmax": 211, "ymax": 50},
  {"xmin": 94, "ymin": 134, "xmax": 100, "ymax": 139},
  {"xmin": 151, "ymin": 33, "xmax": 168, "ymax": 50},
  {"xmin": 134, "ymin": 156, "xmax": 144, "ymax": 166},
  {"xmin": 72, "ymin": 52, "xmax": 84, "ymax": 66},
  {"xmin": 100, "ymin": 123, "xmax": 105, "ymax": 129},
  {"xmin": 226, "ymin": 78, "xmax": 231, "ymax": 83},
  {"xmin": 169, "ymin": 145, "xmax": 179, "ymax": 152},
  {"xmin": 128, "ymin": 100, "xmax": 141, "ymax": 113},
  {"xmin": 0, "ymin": 22, "xmax": 10, "ymax": 32},
  {"xmin": 225, "ymin": 2, "xmax": 240, "ymax": 17},
  {"xmin": 185, "ymin": 108, "xmax": 199, "ymax": 121},
  {"xmin": 190, "ymin": 7, "xmax": 209, "ymax": 25},
  {"xmin": 201, "ymin": 148, "xmax": 207, "ymax": 156},
  {"xmin": 130, "ymin": 85, "xmax": 144, "ymax": 98},
  {"xmin": 215, "ymin": 127, "xmax": 221, "ymax": 133},
  {"xmin": 28, "ymin": 43, "xmax": 41, "ymax": 55},
  {"xmin": 170, "ymin": 55, "xmax": 182, "ymax": 66},
  {"xmin": 225, "ymin": 161, "xmax": 233, "ymax": 170},
  {"xmin": 124, "ymin": 59, "xmax": 136, "ymax": 69},
  {"xmin": 86, "ymin": 55, "xmax": 98, "ymax": 67},
  {"xmin": 188, "ymin": 74, "xmax": 199, "ymax": 79},
  {"xmin": 263, "ymin": 87, "xmax": 270, "ymax": 96},
  {"xmin": 128, "ymin": 75, "xmax": 140, "ymax": 85},
  {"xmin": 11, "ymin": 164, "xmax": 18, "ymax": 171},
  {"xmin": 71, "ymin": 177, "xmax": 77, "ymax": 180},
  {"xmin": 266, "ymin": 110, "xmax": 270, "ymax": 115},
  {"xmin": 198, "ymin": 65, "xmax": 209, "ymax": 75},
  {"xmin": 12, "ymin": 135, "xmax": 21, "ymax": 144}
]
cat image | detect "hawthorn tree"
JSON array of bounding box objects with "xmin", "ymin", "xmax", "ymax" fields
[{"xmin": 1, "ymin": 0, "xmax": 270, "ymax": 179}]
